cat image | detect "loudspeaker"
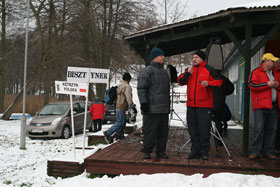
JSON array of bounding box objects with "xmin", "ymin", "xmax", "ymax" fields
[
  {"xmin": 206, "ymin": 38, "xmax": 223, "ymax": 71},
  {"xmin": 167, "ymin": 64, "xmax": 178, "ymax": 83}
]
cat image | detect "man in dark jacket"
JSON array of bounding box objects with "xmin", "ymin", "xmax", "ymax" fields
[
  {"xmin": 212, "ymin": 72, "xmax": 234, "ymax": 145},
  {"xmin": 137, "ymin": 47, "xmax": 170, "ymax": 159},
  {"xmin": 178, "ymin": 50, "xmax": 222, "ymax": 160}
]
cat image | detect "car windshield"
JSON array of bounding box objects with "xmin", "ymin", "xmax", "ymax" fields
[{"xmin": 39, "ymin": 104, "xmax": 69, "ymax": 115}]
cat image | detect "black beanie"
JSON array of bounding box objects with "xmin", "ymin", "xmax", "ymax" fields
[
  {"xmin": 123, "ymin": 72, "xmax": 131, "ymax": 81},
  {"xmin": 194, "ymin": 50, "xmax": 206, "ymax": 61},
  {"xmin": 150, "ymin": 48, "xmax": 164, "ymax": 61}
]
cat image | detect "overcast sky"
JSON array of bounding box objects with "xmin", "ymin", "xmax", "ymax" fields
[{"xmin": 186, "ymin": 0, "xmax": 265, "ymax": 18}]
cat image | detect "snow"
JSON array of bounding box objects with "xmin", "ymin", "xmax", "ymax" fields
[
  {"xmin": 0, "ymin": 80, "xmax": 279, "ymax": 186},
  {"xmin": 0, "ymin": 119, "xmax": 279, "ymax": 187},
  {"xmin": 231, "ymin": 0, "xmax": 280, "ymax": 9}
]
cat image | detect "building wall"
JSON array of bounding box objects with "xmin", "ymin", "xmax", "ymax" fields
[{"xmin": 224, "ymin": 36, "xmax": 265, "ymax": 126}]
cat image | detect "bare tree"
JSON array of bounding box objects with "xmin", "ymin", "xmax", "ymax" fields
[
  {"xmin": 1, "ymin": 0, "xmax": 160, "ymax": 118},
  {"xmin": 0, "ymin": 0, "xmax": 6, "ymax": 113},
  {"xmin": 1, "ymin": 0, "xmax": 65, "ymax": 119},
  {"xmin": 156, "ymin": 0, "xmax": 188, "ymax": 24}
]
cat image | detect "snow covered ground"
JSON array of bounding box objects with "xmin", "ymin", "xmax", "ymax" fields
[
  {"xmin": 0, "ymin": 118, "xmax": 280, "ymax": 187},
  {"xmin": 0, "ymin": 80, "xmax": 280, "ymax": 186}
]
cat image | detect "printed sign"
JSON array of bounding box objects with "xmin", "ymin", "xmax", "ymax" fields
[
  {"xmin": 55, "ymin": 81, "xmax": 88, "ymax": 96},
  {"xmin": 67, "ymin": 66, "xmax": 110, "ymax": 84},
  {"xmin": 90, "ymin": 68, "xmax": 110, "ymax": 84},
  {"xmin": 67, "ymin": 66, "xmax": 90, "ymax": 83}
]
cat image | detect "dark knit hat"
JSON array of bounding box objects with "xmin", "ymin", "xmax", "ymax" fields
[
  {"xmin": 150, "ymin": 48, "xmax": 164, "ymax": 61},
  {"xmin": 123, "ymin": 72, "xmax": 131, "ymax": 81},
  {"xmin": 194, "ymin": 50, "xmax": 206, "ymax": 61}
]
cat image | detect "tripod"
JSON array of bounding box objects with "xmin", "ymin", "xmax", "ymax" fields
[
  {"xmin": 177, "ymin": 120, "xmax": 232, "ymax": 159},
  {"xmin": 168, "ymin": 83, "xmax": 191, "ymax": 154},
  {"xmin": 169, "ymin": 83, "xmax": 186, "ymax": 126},
  {"xmin": 211, "ymin": 121, "xmax": 232, "ymax": 159}
]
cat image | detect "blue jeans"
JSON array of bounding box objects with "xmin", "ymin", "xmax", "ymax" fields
[
  {"xmin": 251, "ymin": 106, "xmax": 278, "ymax": 156},
  {"xmin": 107, "ymin": 109, "xmax": 126, "ymax": 136}
]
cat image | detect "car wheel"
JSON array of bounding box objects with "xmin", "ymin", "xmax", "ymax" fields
[{"xmin": 61, "ymin": 125, "xmax": 71, "ymax": 139}]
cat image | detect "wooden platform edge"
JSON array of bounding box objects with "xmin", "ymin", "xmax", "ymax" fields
[
  {"xmin": 84, "ymin": 159, "xmax": 280, "ymax": 178},
  {"xmin": 47, "ymin": 160, "xmax": 85, "ymax": 178}
]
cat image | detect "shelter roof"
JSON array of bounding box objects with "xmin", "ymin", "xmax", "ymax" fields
[{"xmin": 123, "ymin": 4, "xmax": 280, "ymax": 58}]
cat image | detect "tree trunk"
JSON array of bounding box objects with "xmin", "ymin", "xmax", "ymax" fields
[
  {"xmin": 1, "ymin": 1, "xmax": 48, "ymax": 120},
  {"xmin": 0, "ymin": 0, "xmax": 7, "ymax": 113},
  {"xmin": 1, "ymin": 65, "xmax": 44, "ymax": 120}
]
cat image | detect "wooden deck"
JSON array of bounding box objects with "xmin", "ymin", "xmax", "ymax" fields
[{"xmin": 85, "ymin": 126, "xmax": 280, "ymax": 177}]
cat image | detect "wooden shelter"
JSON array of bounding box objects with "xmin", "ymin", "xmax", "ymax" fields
[{"xmin": 123, "ymin": 5, "xmax": 280, "ymax": 156}]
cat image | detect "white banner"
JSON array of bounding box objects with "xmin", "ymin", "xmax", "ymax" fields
[
  {"xmin": 67, "ymin": 66, "xmax": 110, "ymax": 84},
  {"xmin": 67, "ymin": 66, "xmax": 90, "ymax": 83},
  {"xmin": 55, "ymin": 81, "xmax": 88, "ymax": 96},
  {"xmin": 90, "ymin": 68, "xmax": 110, "ymax": 84}
]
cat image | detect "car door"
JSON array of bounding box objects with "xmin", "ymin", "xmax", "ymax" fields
[
  {"xmin": 77, "ymin": 102, "xmax": 86, "ymax": 132},
  {"xmin": 73, "ymin": 103, "xmax": 83, "ymax": 133}
]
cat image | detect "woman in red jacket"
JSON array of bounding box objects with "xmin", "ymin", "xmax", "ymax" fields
[{"xmin": 89, "ymin": 97, "xmax": 105, "ymax": 132}]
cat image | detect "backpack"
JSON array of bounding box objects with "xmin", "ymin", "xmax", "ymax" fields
[{"xmin": 105, "ymin": 86, "xmax": 118, "ymax": 105}]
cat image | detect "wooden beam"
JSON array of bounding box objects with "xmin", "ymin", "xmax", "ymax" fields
[
  {"xmin": 242, "ymin": 23, "xmax": 252, "ymax": 157},
  {"xmin": 223, "ymin": 28, "xmax": 246, "ymax": 57},
  {"xmin": 126, "ymin": 18, "xmax": 280, "ymax": 46},
  {"xmin": 145, "ymin": 43, "xmax": 150, "ymax": 66}
]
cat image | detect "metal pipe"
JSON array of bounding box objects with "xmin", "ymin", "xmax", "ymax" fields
[{"xmin": 20, "ymin": 0, "xmax": 30, "ymax": 149}]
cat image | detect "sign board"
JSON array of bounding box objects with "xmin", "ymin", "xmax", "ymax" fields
[
  {"xmin": 90, "ymin": 68, "xmax": 110, "ymax": 84},
  {"xmin": 67, "ymin": 66, "xmax": 110, "ymax": 84},
  {"xmin": 55, "ymin": 81, "xmax": 88, "ymax": 96},
  {"xmin": 67, "ymin": 67, "xmax": 90, "ymax": 83}
]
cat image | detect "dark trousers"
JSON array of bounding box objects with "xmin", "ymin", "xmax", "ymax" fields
[
  {"xmin": 251, "ymin": 106, "xmax": 278, "ymax": 156},
  {"xmin": 142, "ymin": 113, "xmax": 169, "ymax": 153},
  {"xmin": 187, "ymin": 107, "xmax": 212, "ymax": 156},
  {"xmin": 92, "ymin": 119, "xmax": 102, "ymax": 132}
]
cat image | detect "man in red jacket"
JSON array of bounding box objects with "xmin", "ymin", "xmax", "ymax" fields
[
  {"xmin": 178, "ymin": 50, "xmax": 222, "ymax": 160},
  {"xmin": 274, "ymin": 59, "xmax": 280, "ymax": 155},
  {"xmin": 89, "ymin": 97, "xmax": 106, "ymax": 132},
  {"xmin": 248, "ymin": 53, "xmax": 280, "ymax": 160}
]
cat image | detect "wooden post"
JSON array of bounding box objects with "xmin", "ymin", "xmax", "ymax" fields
[
  {"xmin": 145, "ymin": 43, "xmax": 150, "ymax": 66},
  {"xmin": 224, "ymin": 24, "xmax": 252, "ymax": 156},
  {"xmin": 242, "ymin": 24, "xmax": 252, "ymax": 157}
]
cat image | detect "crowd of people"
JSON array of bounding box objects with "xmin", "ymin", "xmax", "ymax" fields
[{"xmin": 89, "ymin": 47, "xmax": 280, "ymax": 161}]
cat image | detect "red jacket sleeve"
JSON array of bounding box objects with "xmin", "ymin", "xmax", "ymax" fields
[
  {"xmin": 89, "ymin": 105, "xmax": 94, "ymax": 114},
  {"xmin": 208, "ymin": 75, "xmax": 222, "ymax": 87},
  {"xmin": 248, "ymin": 71, "xmax": 269, "ymax": 92},
  {"xmin": 177, "ymin": 69, "xmax": 190, "ymax": 86}
]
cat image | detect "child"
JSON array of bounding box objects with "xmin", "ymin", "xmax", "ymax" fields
[{"xmin": 89, "ymin": 97, "xmax": 105, "ymax": 132}]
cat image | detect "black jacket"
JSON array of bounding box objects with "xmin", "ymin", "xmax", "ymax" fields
[
  {"xmin": 137, "ymin": 61, "xmax": 170, "ymax": 114},
  {"xmin": 212, "ymin": 73, "xmax": 234, "ymax": 112}
]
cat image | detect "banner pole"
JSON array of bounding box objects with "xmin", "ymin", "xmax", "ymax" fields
[
  {"xmin": 70, "ymin": 93, "xmax": 76, "ymax": 160},
  {"xmin": 82, "ymin": 70, "xmax": 90, "ymax": 156}
]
